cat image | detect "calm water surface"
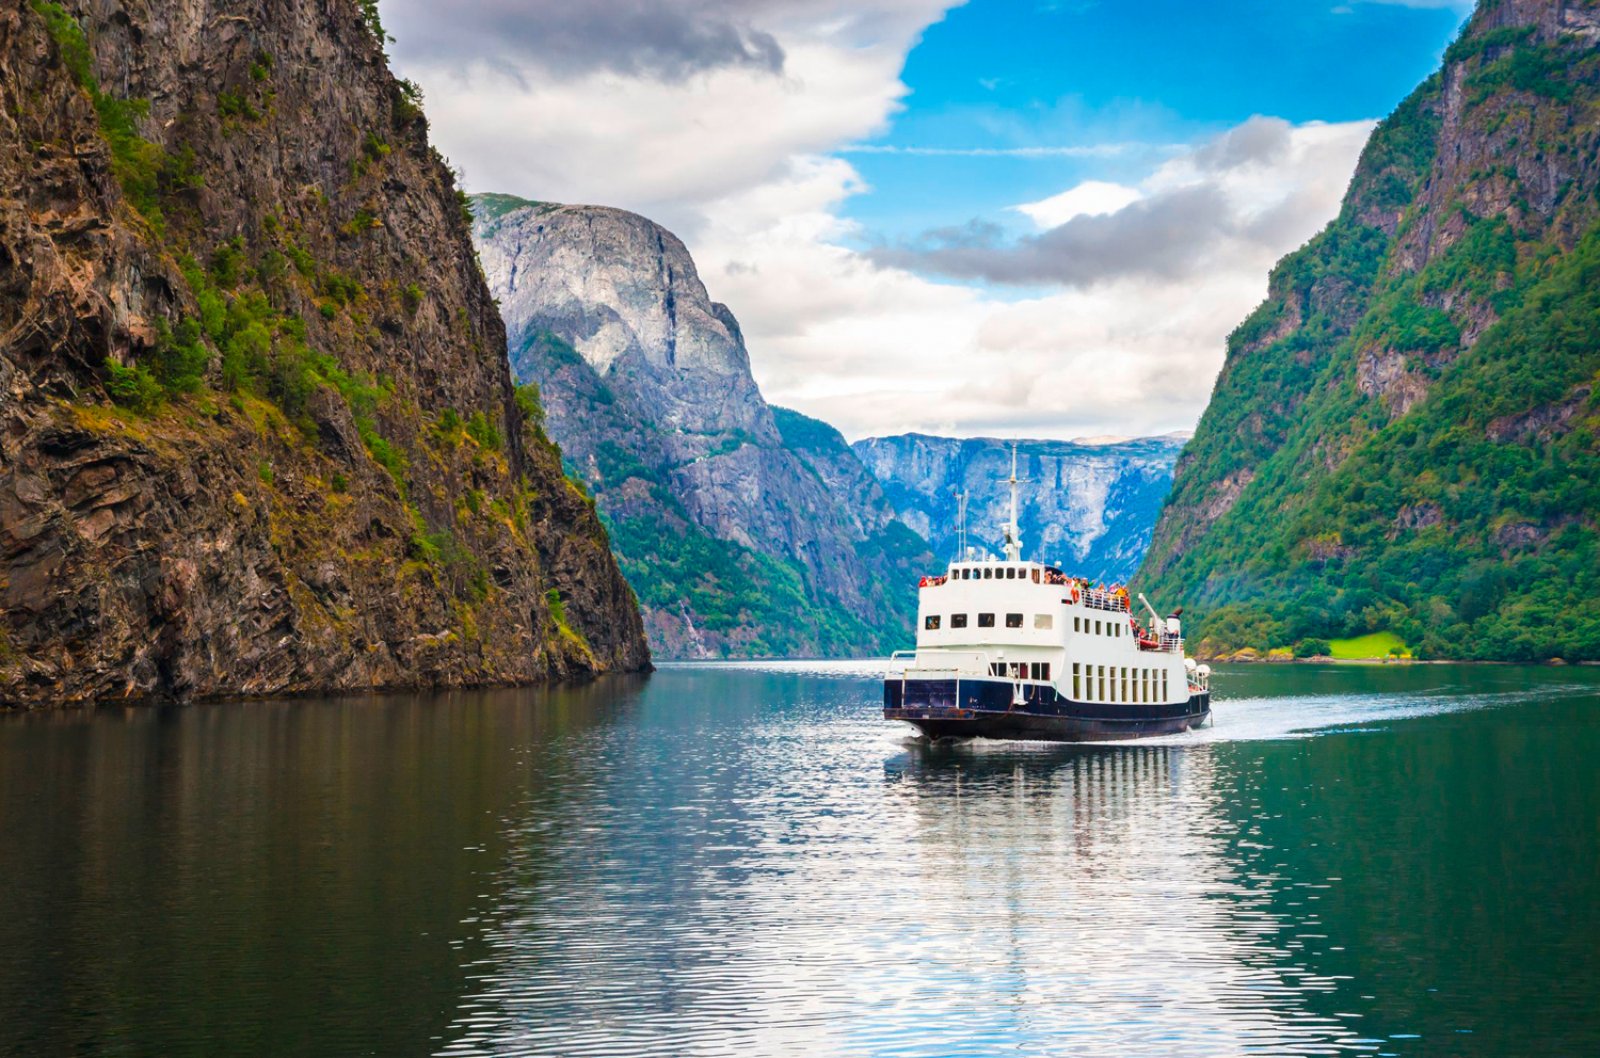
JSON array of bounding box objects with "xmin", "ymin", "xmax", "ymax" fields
[{"xmin": 1, "ymin": 663, "xmax": 1597, "ymax": 1057}]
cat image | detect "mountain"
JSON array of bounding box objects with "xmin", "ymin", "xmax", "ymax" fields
[
  {"xmin": 0, "ymin": 1, "xmax": 648, "ymax": 706},
  {"xmin": 1138, "ymin": 0, "xmax": 1600, "ymax": 661},
  {"xmin": 853, "ymin": 434, "xmax": 1187, "ymax": 583},
  {"xmin": 471, "ymin": 196, "xmax": 930, "ymax": 658}
]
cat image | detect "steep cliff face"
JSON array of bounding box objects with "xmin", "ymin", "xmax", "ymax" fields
[
  {"xmin": 0, "ymin": 1, "xmax": 648, "ymax": 706},
  {"xmin": 473, "ymin": 195, "xmax": 929, "ymax": 658},
  {"xmin": 854, "ymin": 434, "xmax": 1186, "ymax": 583},
  {"xmin": 1138, "ymin": 0, "xmax": 1600, "ymax": 660}
]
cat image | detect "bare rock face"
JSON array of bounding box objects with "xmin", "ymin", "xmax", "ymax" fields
[
  {"xmin": 0, "ymin": 1, "xmax": 648, "ymax": 706},
  {"xmin": 473, "ymin": 196, "xmax": 929, "ymax": 658},
  {"xmin": 853, "ymin": 434, "xmax": 1187, "ymax": 584},
  {"xmin": 476, "ymin": 204, "xmax": 765, "ymax": 412}
]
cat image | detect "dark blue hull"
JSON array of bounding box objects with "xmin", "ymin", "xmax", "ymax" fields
[{"xmin": 884, "ymin": 676, "xmax": 1210, "ymax": 742}]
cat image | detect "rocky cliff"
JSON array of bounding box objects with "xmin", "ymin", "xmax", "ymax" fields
[
  {"xmin": 0, "ymin": 1, "xmax": 649, "ymax": 706},
  {"xmin": 472, "ymin": 195, "xmax": 929, "ymax": 658},
  {"xmin": 1138, "ymin": 0, "xmax": 1600, "ymax": 660},
  {"xmin": 854, "ymin": 434, "xmax": 1187, "ymax": 583}
]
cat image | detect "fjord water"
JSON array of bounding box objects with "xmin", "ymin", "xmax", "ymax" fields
[{"xmin": 1, "ymin": 665, "xmax": 1597, "ymax": 1057}]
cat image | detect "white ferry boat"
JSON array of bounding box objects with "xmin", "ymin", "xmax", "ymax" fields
[{"xmin": 884, "ymin": 448, "xmax": 1211, "ymax": 742}]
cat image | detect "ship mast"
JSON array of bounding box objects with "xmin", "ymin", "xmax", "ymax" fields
[
  {"xmin": 1001, "ymin": 443, "xmax": 1024, "ymax": 562},
  {"xmin": 955, "ymin": 488, "xmax": 970, "ymax": 561}
]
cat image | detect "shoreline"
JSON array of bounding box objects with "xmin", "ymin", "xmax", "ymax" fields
[{"xmin": 1197, "ymin": 655, "xmax": 1599, "ymax": 666}]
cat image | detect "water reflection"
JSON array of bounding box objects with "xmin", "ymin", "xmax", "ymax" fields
[
  {"xmin": 876, "ymin": 742, "xmax": 1372, "ymax": 1057},
  {"xmin": 2, "ymin": 665, "xmax": 1598, "ymax": 1057},
  {"xmin": 443, "ymin": 711, "xmax": 1377, "ymax": 1056},
  {"xmin": 0, "ymin": 677, "xmax": 647, "ymax": 1058}
]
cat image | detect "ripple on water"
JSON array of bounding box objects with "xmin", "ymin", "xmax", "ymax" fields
[{"xmin": 434, "ymin": 666, "xmax": 1582, "ymax": 1056}]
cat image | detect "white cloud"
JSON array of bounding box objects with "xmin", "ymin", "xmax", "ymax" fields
[
  {"xmin": 388, "ymin": 3, "xmax": 1376, "ymax": 443},
  {"xmin": 701, "ymin": 117, "xmax": 1374, "ymax": 441},
  {"xmin": 871, "ymin": 116, "xmax": 1373, "ymax": 289},
  {"xmin": 389, "ymin": 0, "xmax": 960, "ymax": 233},
  {"xmin": 839, "ymin": 142, "xmax": 1162, "ymax": 158},
  {"xmin": 1014, "ymin": 180, "xmax": 1143, "ymax": 229}
]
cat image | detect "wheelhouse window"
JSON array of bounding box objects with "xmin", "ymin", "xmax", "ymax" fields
[
  {"xmin": 1031, "ymin": 569, "xmax": 1040, "ymax": 584},
  {"xmin": 924, "ymin": 615, "xmax": 941, "ymax": 630},
  {"xmin": 983, "ymin": 567, "xmax": 993, "ymax": 579},
  {"xmin": 1005, "ymin": 613, "xmax": 1023, "ymax": 628},
  {"xmin": 978, "ymin": 613, "xmax": 996, "ymax": 628},
  {"xmin": 950, "ymin": 613, "xmax": 968, "ymax": 628},
  {"xmin": 1034, "ymin": 614, "xmax": 1053, "ymax": 630}
]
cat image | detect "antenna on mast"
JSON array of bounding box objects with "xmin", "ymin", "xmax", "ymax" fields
[
  {"xmin": 1001, "ymin": 442, "xmax": 1025, "ymax": 562},
  {"xmin": 954, "ymin": 489, "xmax": 969, "ymax": 561}
]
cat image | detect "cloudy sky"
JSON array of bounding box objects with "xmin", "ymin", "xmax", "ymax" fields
[{"xmin": 385, "ymin": 0, "xmax": 1471, "ymax": 441}]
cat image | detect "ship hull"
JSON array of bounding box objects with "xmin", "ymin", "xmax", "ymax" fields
[{"xmin": 884, "ymin": 676, "xmax": 1210, "ymax": 743}]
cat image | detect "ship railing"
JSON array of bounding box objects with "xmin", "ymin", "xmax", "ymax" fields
[
  {"xmin": 1082, "ymin": 590, "xmax": 1131, "ymax": 613},
  {"xmin": 1136, "ymin": 634, "xmax": 1184, "ymax": 654}
]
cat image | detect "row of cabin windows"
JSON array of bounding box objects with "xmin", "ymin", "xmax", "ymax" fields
[
  {"xmin": 925, "ymin": 613, "xmax": 1054, "ymax": 631},
  {"xmin": 924, "ymin": 613, "xmax": 1132, "ymax": 641},
  {"xmin": 988, "ymin": 662, "xmax": 1052, "ymax": 680},
  {"xmin": 1073, "ymin": 616, "xmax": 1122, "ymax": 638},
  {"xmin": 1071, "ymin": 663, "xmax": 1169, "ymax": 704},
  {"xmin": 955, "ymin": 566, "xmax": 1039, "ymax": 583}
]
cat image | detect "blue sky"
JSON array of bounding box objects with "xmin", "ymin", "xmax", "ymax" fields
[
  {"xmin": 844, "ymin": 0, "xmax": 1469, "ymax": 241},
  {"xmin": 392, "ymin": 0, "xmax": 1474, "ymax": 440}
]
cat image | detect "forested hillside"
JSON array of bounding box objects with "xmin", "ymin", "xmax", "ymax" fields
[{"xmin": 1138, "ymin": 0, "xmax": 1600, "ymax": 661}]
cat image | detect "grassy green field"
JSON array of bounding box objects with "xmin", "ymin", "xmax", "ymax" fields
[{"xmin": 1328, "ymin": 631, "xmax": 1411, "ymax": 660}]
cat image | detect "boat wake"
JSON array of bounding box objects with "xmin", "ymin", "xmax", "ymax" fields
[
  {"xmin": 914, "ymin": 680, "xmax": 1592, "ymax": 748},
  {"xmin": 665, "ymin": 658, "xmax": 1592, "ymax": 747}
]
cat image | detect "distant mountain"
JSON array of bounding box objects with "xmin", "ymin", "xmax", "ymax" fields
[
  {"xmin": 1138, "ymin": 0, "xmax": 1600, "ymax": 661},
  {"xmin": 472, "ymin": 195, "xmax": 929, "ymax": 658},
  {"xmin": 853, "ymin": 434, "xmax": 1188, "ymax": 584}
]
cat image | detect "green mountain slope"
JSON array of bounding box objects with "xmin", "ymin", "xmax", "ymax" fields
[{"xmin": 1137, "ymin": 0, "xmax": 1600, "ymax": 662}]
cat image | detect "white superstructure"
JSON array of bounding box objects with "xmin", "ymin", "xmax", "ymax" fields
[{"xmin": 897, "ymin": 560, "xmax": 1204, "ymax": 707}]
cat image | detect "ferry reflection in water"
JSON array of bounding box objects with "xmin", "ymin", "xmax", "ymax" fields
[
  {"xmin": 877, "ymin": 742, "xmax": 1365, "ymax": 1056},
  {"xmin": 440, "ymin": 669, "xmax": 1395, "ymax": 1058}
]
